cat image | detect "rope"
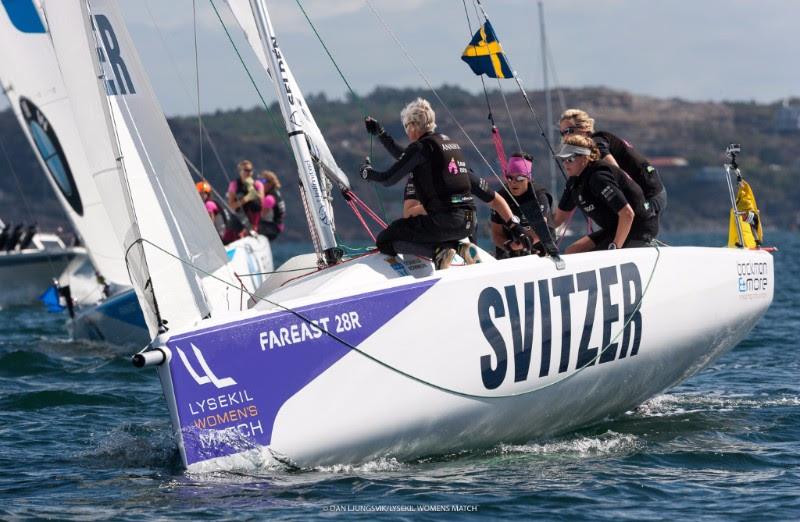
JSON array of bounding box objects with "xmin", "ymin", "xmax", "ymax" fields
[
  {"xmin": 293, "ymin": 0, "xmax": 388, "ymax": 224},
  {"xmin": 461, "ymin": 0, "xmax": 494, "ymax": 127},
  {"xmin": 346, "ymin": 200, "xmax": 376, "ymax": 242},
  {"xmin": 345, "ymin": 190, "xmax": 388, "ymax": 229},
  {"xmin": 497, "ymin": 80, "xmax": 522, "ymax": 152},
  {"xmin": 137, "ymin": 229, "xmax": 661, "ymax": 399},
  {"xmin": 472, "ymin": 0, "xmax": 568, "ymax": 184},
  {"xmin": 143, "ymin": 0, "xmax": 232, "ymax": 183},
  {"xmin": 208, "ymin": 0, "xmax": 292, "ymax": 150}
]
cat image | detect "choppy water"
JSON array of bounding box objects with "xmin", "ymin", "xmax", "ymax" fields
[{"xmin": 1, "ymin": 232, "xmax": 797, "ymax": 520}]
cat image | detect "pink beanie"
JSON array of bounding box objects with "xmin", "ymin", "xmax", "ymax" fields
[{"xmin": 506, "ymin": 156, "xmax": 532, "ymax": 178}]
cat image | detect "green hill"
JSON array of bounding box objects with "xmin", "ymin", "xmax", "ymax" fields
[{"xmin": 1, "ymin": 86, "xmax": 797, "ymax": 242}]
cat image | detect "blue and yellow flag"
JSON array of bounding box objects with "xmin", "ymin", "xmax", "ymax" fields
[{"xmin": 461, "ymin": 21, "xmax": 513, "ymax": 79}]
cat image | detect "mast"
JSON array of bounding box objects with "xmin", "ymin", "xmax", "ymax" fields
[
  {"xmin": 538, "ymin": 1, "xmax": 557, "ymax": 198},
  {"xmin": 248, "ymin": 0, "xmax": 340, "ymax": 266}
]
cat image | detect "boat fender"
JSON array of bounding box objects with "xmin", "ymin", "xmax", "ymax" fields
[{"xmin": 132, "ymin": 347, "xmax": 169, "ymax": 368}]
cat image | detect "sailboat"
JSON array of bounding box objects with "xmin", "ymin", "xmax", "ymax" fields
[
  {"xmin": 0, "ymin": 219, "xmax": 86, "ymax": 307},
  {"xmin": 45, "ymin": 0, "xmax": 772, "ymax": 471},
  {"xmin": 0, "ymin": 0, "xmax": 273, "ymax": 344}
]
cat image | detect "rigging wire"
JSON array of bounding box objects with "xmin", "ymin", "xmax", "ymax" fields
[
  {"xmin": 471, "ymin": 0, "xmax": 568, "ymax": 184},
  {"xmin": 496, "ymin": 79, "xmax": 523, "ymax": 152},
  {"xmin": 465, "ymin": 0, "xmax": 523, "ymax": 152},
  {"xmin": 363, "ymin": 0, "xmax": 507, "ymax": 193},
  {"xmin": 208, "ymin": 0, "xmax": 293, "ymax": 152},
  {"xmin": 461, "ymin": 0, "xmax": 494, "ymax": 127},
  {"xmin": 192, "ymin": 0, "xmax": 204, "ymax": 178},
  {"xmin": 143, "ymin": 0, "xmax": 232, "ymax": 182},
  {"xmin": 293, "ymin": 0, "xmax": 389, "ymax": 223}
]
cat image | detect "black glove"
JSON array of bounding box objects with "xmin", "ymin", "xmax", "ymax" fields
[
  {"xmin": 507, "ymin": 222, "xmax": 533, "ymax": 253},
  {"xmin": 359, "ymin": 156, "xmax": 373, "ymax": 180},
  {"xmin": 365, "ymin": 117, "xmax": 384, "ymax": 136}
]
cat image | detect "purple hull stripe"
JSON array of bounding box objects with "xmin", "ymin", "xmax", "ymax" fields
[{"xmin": 167, "ymin": 279, "xmax": 437, "ymax": 466}]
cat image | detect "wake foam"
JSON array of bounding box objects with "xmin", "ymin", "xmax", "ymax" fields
[
  {"xmin": 497, "ymin": 431, "xmax": 643, "ymax": 458},
  {"xmin": 632, "ymin": 393, "xmax": 800, "ymax": 418}
]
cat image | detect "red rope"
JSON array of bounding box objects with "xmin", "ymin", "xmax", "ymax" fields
[
  {"xmin": 345, "ymin": 190, "xmax": 388, "ymax": 229},
  {"xmin": 347, "ymin": 199, "xmax": 377, "ymax": 242},
  {"xmin": 492, "ymin": 126, "xmax": 508, "ymax": 174}
]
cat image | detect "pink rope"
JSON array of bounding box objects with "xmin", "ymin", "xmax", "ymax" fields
[
  {"xmin": 492, "ymin": 126, "xmax": 508, "ymax": 174},
  {"xmin": 347, "ymin": 199, "xmax": 377, "ymax": 242},
  {"xmin": 346, "ymin": 190, "xmax": 388, "ymax": 229}
]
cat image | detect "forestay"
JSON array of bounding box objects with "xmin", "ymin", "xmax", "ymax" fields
[
  {"xmin": 224, "ymin": 0, "xmax": 351, "ymax": 193},
  {"xmin": 45, "ymin": 0, "xmax": 234, "ymax": 338},
  {"xmin": 0, "ymin": 0, "xmax": 129, "ymax": 287}
]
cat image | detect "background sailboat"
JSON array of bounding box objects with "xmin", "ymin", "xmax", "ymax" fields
[{"xmin": 0, "ymin": 0, "xmax": 273, "ymax": 344}]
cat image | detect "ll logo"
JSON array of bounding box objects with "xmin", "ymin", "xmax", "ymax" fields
[{"xmin": 176, "ymin": 344, "xmax": 237, "ymax": 389}]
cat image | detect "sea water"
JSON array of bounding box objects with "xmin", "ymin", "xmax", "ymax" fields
[{"xmin": 1, "ymin": 232, "xmax": 797, "ymax": 520}]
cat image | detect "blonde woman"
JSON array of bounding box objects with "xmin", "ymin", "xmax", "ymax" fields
[
  {"xmin": 359, "ymin": 98, "xmax": 475, "ymax": 269},
  {"xmin": 257, "ymin": 170, "xmax": 285, "ymax": 240},
  {"xmin": 553, "ymin": 135, "xmax": 658, "ymax": 253},
  {"xmin": 559, "ymin": 108, "xmax": 666, "ymax": 216}
]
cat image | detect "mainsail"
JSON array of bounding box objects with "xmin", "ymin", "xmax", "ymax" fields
[
  {"xmin": 44, "ymin": 0, "xmax": 234, "ymax": 337},
  {"xmin": 0, "ymin": 0, "xmax": 129, "ymax": 288}
]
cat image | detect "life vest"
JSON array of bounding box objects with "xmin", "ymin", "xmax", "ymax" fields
[
  {"xmin": 414, "ymin": 133, "xmax": 473, "ymax": 214},
  {"xmin": 573, "ymin": 160, "xmax": 657, "ymax": 239},
  {"xmin": 592, "ymin": 130, "xmax": 664, "ymax": 200}
]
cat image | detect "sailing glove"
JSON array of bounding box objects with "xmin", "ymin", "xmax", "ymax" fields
[
  {"xmin": 360, "ymin": 157, "xmax": 374, "ymax": 180},
  {"xmin": 365, "ymin": 117, "xmax": 384, "ymax": 136},
  {"xmin": 507, "ymin": 222, "xmax": 532, "ymax": 252}
]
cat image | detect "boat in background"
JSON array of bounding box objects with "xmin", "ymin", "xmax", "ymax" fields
[
  {"xmin": 43, "ymin": 0, "xmax": 773, "ymax": 472},
  {"xmin": 0, "ymin": 0, "xmax": 272, "ymax": 345},
  {"xmin": 0, "ymin": 219, "xmax": 86, "ymax": 306}
]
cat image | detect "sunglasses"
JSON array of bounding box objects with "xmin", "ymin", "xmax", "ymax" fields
[
  {"xmin": 505, "ymin": 174, "xmax": 528, "ymax": 182},
  {"xmin": 241, "ymin": 168, "xmax": 253, "ymax": 173},
  {"xmin": 561, "ymin": 155, "xmax": 582, "ymax": 164},
  {"xmin": 559, "ymin": 127, "xmax": 578, "ymax": 137}
]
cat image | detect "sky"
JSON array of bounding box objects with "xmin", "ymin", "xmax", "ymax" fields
[{"xmin": 5, "ymin": 0, "xmax": 800, "ymax": 116}]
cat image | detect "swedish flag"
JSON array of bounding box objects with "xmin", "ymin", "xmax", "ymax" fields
[{"xmin": 461, "ymin": 21, "xmax": 513, "ymax": 79}]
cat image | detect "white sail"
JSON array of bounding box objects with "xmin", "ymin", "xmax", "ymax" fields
[
  {"xmin": 226, "ymin": 0, "xmax": 351, "ymax": 193},
  {"xmin": 0, "ymin": 0, "xmax": 129, "ymax": 287},
  {"xmin": 43, "ymin": 0, "xmax": 234, "ymax": 337}
]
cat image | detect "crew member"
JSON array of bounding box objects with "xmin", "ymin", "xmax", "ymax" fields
[
  {"xmin": 196, "ymin": 181, "xmax": 220, "ymax": 221},
  {"xmin": 553, "ymin": 135, "xmax": 658, "ymax": 253},
  {"xmin": 360, "ymin": 98, "xmax": 475, "ymax": 270},
  {"xmin": 559, "ymin": 108, "xmax": 667, "ymax": 216},
  {"xmin": 490, "ymin": 152, "xmax": 556, "ymax": 259},
  {"xmin": 365, "ymin": 117, "xmax": 538, "ymax": 264},
  {"xmin": 257, "ymin": 170, "xmax": 286, "ymax": 240},
  {"xmin": 227, "ymin": 160, "xmax": 264, "ymax": 229}
]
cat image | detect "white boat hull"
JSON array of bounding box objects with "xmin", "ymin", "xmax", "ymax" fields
[
  {"xmin": 0, "ymin": 247, "xmax": 83, "ymax": 306},
  {"xmin": 67, "ymin": 235, "xmax": 274, "ymax": 347},
  {"xmin": 152, "ymin": 246, "xmax": 773, "ymax": 471}
]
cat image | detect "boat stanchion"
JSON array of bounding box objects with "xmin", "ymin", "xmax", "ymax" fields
[
  {"xmin": 723, "ymin": 143, "xmax": 746, "ymax": 248},
  {"xmin": 131, "ymin": 347, "xmax": 169, "ymax": 368}
]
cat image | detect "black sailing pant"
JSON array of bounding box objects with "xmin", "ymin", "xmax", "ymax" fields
[{"xmin": 376, "ymin": 208, "xmax": 476, "ymax": 257}]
